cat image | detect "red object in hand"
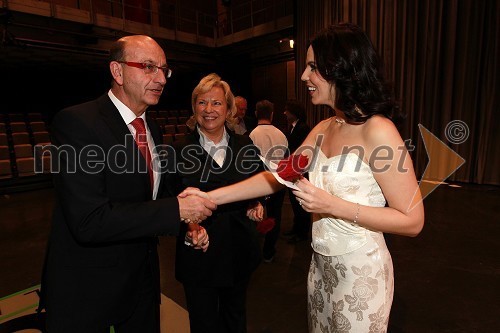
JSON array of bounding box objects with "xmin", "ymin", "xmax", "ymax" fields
[
  {"xmin": 188, "ymin": 223, "xmax": 201, "ymax": 232},
  {"xmin": 256, "ymin": 217, "xmax": 275, "ymax": 234},
  {"xmin": 276, "ymin": 154, "xmax": 309, "ymax": 182}
]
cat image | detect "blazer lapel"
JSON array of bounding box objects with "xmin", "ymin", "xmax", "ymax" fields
[{"xmin": 97, "ymin": 94, "xmax": 151, "ymax": 193}]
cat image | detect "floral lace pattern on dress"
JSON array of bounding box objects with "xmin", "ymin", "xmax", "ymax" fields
[{"xmin": 307, "ymin": 151, "xmax": 393, "ymax": 332}]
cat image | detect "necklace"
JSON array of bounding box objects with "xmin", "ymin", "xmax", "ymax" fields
[{"xmin": 335, "ymin": 117, "xmax": 346, "ymax": 124}]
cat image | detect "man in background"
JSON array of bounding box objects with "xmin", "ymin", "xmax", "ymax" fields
[
  {"xmin": 233, "ymin": 96, "xmax": 256, "ymax": 135},
  {"xmin": 249, "ymin": 100, "xmax": 287, "ymax": 262},
  {"xmin": 283, "ymin": 99, "xmax": 311, "ymax": 243}
]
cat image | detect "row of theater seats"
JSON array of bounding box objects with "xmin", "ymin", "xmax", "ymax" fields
[
  {"xmin": 150, "ymin": 109, "xmax": 191, "ymax": 119},
  {"xmin": 149, "ymin": 109, "xmax": 192, "ymax": 145},
  {"xmin": 0, "ymin": 110, "xmax": 192, "ymax": 179},
  {"xmin": 0, "ymin": 113, "xmax": 51, "ymax": 179}
]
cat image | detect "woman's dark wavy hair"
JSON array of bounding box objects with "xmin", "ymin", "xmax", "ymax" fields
[{"xmin": 310, "ymin": 23, "xmax": 400, "ymax": 123}]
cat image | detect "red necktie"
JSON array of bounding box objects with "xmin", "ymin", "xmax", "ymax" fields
[{"xmin": 130, "ymin": 118, "xmax": 154, "ymax": 190}]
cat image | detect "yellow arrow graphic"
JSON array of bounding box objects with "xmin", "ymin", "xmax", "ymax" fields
[{"xmin": 409, "ymin": 124, "xmax": 466, "ymax": 211}]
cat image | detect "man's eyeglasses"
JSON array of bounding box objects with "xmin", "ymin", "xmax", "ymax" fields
[{"xmin": 118, "ymin": 61, "xmax": 172, "ymax": 78}]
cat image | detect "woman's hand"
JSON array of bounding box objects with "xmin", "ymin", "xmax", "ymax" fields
[
  {"xmin": 292, "ymin": 178, "xmax": 337, "ymax": 215},
  {"xmin": 178, "ymin": 187, "xmax": 210, "ymax": 199},
  {"xmin": 246, "ymin": 201, "xmax": 264, "ymax": 221}
]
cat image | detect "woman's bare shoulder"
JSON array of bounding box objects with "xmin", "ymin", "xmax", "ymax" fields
[{"xmin": 362, "ymin": 115, "xmax": 402, "ymax": 146}]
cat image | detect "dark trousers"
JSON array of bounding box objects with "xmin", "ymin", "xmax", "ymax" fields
[
  {"xmin": 46, "ymin": 269, "xmax": 160, "ymax": 333},
  {"xmin": 183, "ymin": 277, "xmax": 250, "ymax": 333},
  {"xmin": 263, "ymin": 189, "xmax": 286, "ymax": 258},
  {"xmin": 113, "ymin": 273, "xmax": 160, "ymax": 333},
  {"xmin": 288, "ymin": 188, "xmax": 311, "ymax": 238}
]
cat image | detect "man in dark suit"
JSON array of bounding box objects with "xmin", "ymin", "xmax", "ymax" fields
[
  {"xmin": 39, "ymin": 35, "xmax": 216, "ymax": 333},
  {"xmin": 283, "ymin": 100, "xmax": 311, "ymax": 243}
]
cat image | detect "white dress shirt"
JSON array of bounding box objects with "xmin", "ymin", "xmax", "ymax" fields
[
  {"xmin": 108, "ymin": 90, "xmax": 159, "ymax": 199},
  {"xmin": 197, "ymin": 126, "xmax": 229, "ymax": 167}
]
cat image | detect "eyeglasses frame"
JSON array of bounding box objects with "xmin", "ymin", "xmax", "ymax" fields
[{"xmin": 117, "ymin": 61, "xmax": 172, "ymax": 78}]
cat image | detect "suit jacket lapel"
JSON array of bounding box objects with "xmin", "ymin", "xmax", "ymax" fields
[
  {"xmin": 97, "ymin": 94, "xmax": 151, "ymax": 193},
  {"xmin": 148, "ymin": 116, "xmax": 164, "ymax": 192}
]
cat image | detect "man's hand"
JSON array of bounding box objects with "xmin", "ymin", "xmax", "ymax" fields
[
  {"xmin": 178, "ymin": 191, "xmax": 217, "ymax": 223},
  {"xmin": 185, "ymin": 224, "xmax": 210, "ymax": 252}
]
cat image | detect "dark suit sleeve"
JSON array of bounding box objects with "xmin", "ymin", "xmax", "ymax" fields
[
  {"xmin": 51, "ymin": 108, "xmax": 180, "ymax": 244},
  {"xmin": 289, "ymin": 121, "xmax": 311, "ymax": 153}
]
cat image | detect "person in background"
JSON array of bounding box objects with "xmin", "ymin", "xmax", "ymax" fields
[
  {"xmin": 38, "ymin": 35, "xmax": 215, "ymax": 333},
  {"xmin": 183, "ymin": 23, "xmax": 425, "ymax": 332},
  {"xmin": 168, "ymin": 73, "xmax": 264, "ymax": 333},
  {"xmin": 249, "ymin": 99, "xmax": 288, "ymax": 263},
  {"xmin": 233, "ymin": 95, "xmax": 256, "ymax": 135},
  {"xmin": 283, "ymin": 99, "xmax": 311, "ymax": 243}
]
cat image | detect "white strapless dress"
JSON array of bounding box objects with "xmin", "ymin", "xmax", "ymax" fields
[{"xmin": 307, "ymin": 151, "xmax": 394, "ymax": 333}]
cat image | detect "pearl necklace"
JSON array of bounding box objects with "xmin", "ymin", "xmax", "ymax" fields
[{"xmin": 335, "ymin": 117, "xmax": 346, "ymax": 124}]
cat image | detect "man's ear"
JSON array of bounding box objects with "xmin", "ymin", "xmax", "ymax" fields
[{"xmin": 110, "ymin": 61, "xmax": 123, "ymax": 85}]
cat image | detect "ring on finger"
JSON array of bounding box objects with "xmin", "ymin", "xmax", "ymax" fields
[{"xmin": 298, "ymin": 199, "xmax": 303, "ymax": 206}]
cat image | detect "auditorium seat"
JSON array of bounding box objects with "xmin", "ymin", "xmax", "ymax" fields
[
  {"xmin": 11, "ymin": 132, "xmax": 30, "ymax": 145},
  {"xmin": 147, "ymin": 110, "xmax": 157, "ymax": 119},
  {"xmin": 0, "ymin": 133, "xmax": 7, "ymax": 146},
  {"xmin": 0, "ymin": 145, "xmax": 10, "ymax": 160},
  {"xmin": 174, "ymin": 133, "xmax": 185, "ymax": 141},
  {"xmin": 178, "ymin": 117, "xmax": 188, "ymax": 125},
  {"xmin": 8, "ymin": 113, "xmax": 25, "ymax": 122},
  {"xmin": 16, "ymin": 157, "xmax": 36, "ymax": 177},
  {"xmin": 33, "ymin": 131, "xmax": 51, "ymax": 145},
  {"xmin": 14, "ymin": 143, "xmax": 36, "ymax": 176},
  {"xmin": 176, "ymin": 124, "xmax": 188, "ymax": 134},
  {"xmin": 162, "ymin": 134, "xmax": 174, "ymax": 145},
  {"xmin": 164, "ymin": 125, "xmax": 176, "ymax": 135},
  {"xmin": 0, "ymin": 159, "xmax": 13, "ymax": 179},
  {"xmin": 168, "ymin": 110, "xmax": 179, "ymax": 117},
  {"xmin": 14, "ymin": 144, "xmax": 33, "ymax": 159},
  {"xmin": 167, "ymin": 117, "xmax": 178, "ymax": 125},
  {"xmin": 155, "ymin": 117, "xmax": 167, "ymax": 127},
  {"xmin": 30, "ymin": 121, "xmax": 47, "ymax": 132},
  {"xmin": 9, "ymin": 122, "xmax": 28, "ymax": 133},
  {"xmin": 0, "ymin": 122, "xmax": 6, "ymax": 133},
  {"xmin": 158, "ymin": 110, "xmax": 169, "ymax": 118},
  {"xmin": 27, "ymin": 112, "xmax": 43, "ymax": 122}
]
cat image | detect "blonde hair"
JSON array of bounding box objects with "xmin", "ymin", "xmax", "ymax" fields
[{"xmin": 186, "ymin": 73, "xmax": 237, "ymax": 131}]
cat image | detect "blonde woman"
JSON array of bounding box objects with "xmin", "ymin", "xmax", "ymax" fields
[{"xmin": 166, "ymin": 73, "xmax": 264, "ymax": 333}]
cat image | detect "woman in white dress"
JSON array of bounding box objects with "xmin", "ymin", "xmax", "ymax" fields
[{"xmin": 182, "ymin": 23, "xmax": 424, "ymax": 332}]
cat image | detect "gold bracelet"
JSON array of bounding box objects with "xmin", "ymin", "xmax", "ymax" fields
[{"xmin": 353, "ymin": 203, "xmax": 360, "ymax": 224}]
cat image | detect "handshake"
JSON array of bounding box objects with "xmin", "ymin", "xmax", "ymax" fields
[
  {"xmin": 177, "ymin": 187, "xmax": 216, "ymax": 224},
  {"xmin": 177, "ymin": 187, "xmax": 264, "ymax": 224}
]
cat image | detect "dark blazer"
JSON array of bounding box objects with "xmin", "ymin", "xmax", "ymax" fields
[
  {"xmin": 165, "ymin": 129, "xmax": 263, "ymax": 287},
  {"xmin": 287, "ymin": 119, "xmax": 311, "ymax": 154},
  {"xmin": 242, "ymin": 115, "xmax": 257, "ymax": 134},
  {"xmin": 39, "ymin": 94, "xmax": 181, "ymax": 330}
]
